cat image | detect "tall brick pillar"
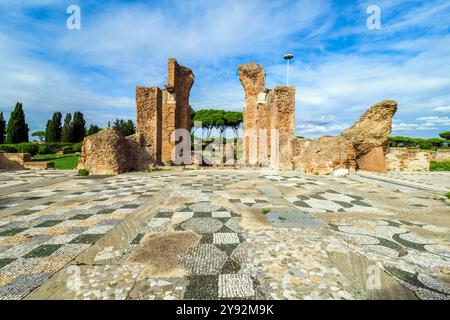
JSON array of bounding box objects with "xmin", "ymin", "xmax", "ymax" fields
[
  {"xmin": 136, "ymin": 86, "xmax": 162, "ymax": 164},
  {"xmin": 238, "ymin": 63, "xmax": 266, "ymax": 165},
  {"xmin": 270, "ymin": 86, "xmax": 296, "ymax": 170},
  {"xmin": 161, "ymin": 58, "xmax": 194, "ymax": 165}
]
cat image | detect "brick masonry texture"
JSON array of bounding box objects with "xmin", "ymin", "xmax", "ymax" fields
[{"xmin": 79, "ymin": 58, "xmax": 194, "ymax": 173}]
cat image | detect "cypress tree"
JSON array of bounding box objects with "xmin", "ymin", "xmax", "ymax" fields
[
  {"xmin": 52, "ymin": 112, "xmax": 62, "ymax": 142},
  {"xmin": 72, "ymin": 111, "xmax": 86, "ymax": 142},
  {"xmin": 0, "ymin": 112, "xmax": 6, "ymax": 144},
  {"xmin": 45, "ymin": 112, "xmax": 62, "ymax": 143},
  {"xmin": 45, "ymin": 119, "xmax": 56, "ymax": 142},
  {"xmin": 6, "ymin": 102, "xmax": 29, "ymax": 143},
  {"xmin": 87, "ymin": 125, "xmax": 100, "ymax": 136},
  {"xmin": 61, "ymin": 113, "xmax": 73, "ymax": 143},
  {"xmin": 126, "ymin": 120, "xmax": 135, "ymax": 136}
]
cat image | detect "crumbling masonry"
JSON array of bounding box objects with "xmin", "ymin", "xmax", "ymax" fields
[
  {"xmin": 79, "ymin": 58, "xmax": 398, "ymax": 175},
  {"xmin": 80, "ymin": 58, "xmax": 194, "ymax": 174},
  {"xmin": 238, "ymin": 63, "xmax": 295, "ymax": 170}
]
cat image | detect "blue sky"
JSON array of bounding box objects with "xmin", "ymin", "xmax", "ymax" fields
[{"xmin": 0, "ymin": 0, "xmax": 449, "ymax": 138}]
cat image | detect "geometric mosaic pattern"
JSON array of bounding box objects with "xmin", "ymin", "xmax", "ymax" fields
[
  {"xmin": 330, "ymin": 218, "xmax": 450, "ymax": 300},
  {"xmin": 130, "ymin": 202, "xmax": 260, "ymax": 300},
  {"xmin": 0, "ymin": 174, "xmax": 160, "ymax": 299},
  {"xmin": 1, "ymin": 169, "xmax": 449, "ymax": 300}
]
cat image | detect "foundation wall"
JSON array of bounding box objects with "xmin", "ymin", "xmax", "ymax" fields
[
  {"xmin": 386, "ymin": 148, "xmax": 431, "ymax": 172},
  {"xmin": 0, "ymin": 153, "xmax": 31, "ymax": 170}
]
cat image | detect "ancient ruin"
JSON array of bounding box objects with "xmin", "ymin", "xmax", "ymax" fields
[
  {"xmin": 237, "ymin": 63, "xmax": 397, "ymax": 174},
  {"xmin": 80, "ymin": 58, "xmax": 195, "ymax": 174},
  {"xmin": 238, "ymin": 63, "xmax": 296, "ymax": 169},
  {"xmin": 79, "ymin": 59, "xmax": 418, "ymax": 175},
  {"xmin": 342, "ymin": 100, "xmax": 398, "ymax": 172}
]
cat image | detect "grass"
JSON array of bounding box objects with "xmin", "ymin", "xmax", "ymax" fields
[
  {"xmin": 429, "ymin": 161, "xmax": 450, "ymax": 172},
  {"xmin": 77, "ymin": 169, "xmax": 89, "ymax": 176},
  {"xmin": 447, "ymin": 192, "xmax": 450, "ymax": 200},
  {"xmin": 261, "ymin": 208, "xmax": 271, "ymax": 215},
  {"xmin": 32, "ymin": 153, "xmax": 80, "ymax": 170}
]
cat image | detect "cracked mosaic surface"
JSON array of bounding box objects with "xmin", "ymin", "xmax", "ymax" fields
[{"xmin": 0, "ymin": 169, "xmax": 449, "ymax": 300}]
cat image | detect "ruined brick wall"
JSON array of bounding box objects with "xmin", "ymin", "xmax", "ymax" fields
[
  {"xmin": 0, "ymin": 153, "xmax": 31, "ymax": 170},
  {"xmin": 136, "ymin": 86, "xmax": 162, "ymax": 164},
  {"xmin": 80, "ymin": 128, "xmax": 132, "ymax": 175},
  {"xmin": 80, "ymin": 58, "xmax": 194, "ymax": 174},
  {"xmin": 238, "ymin": 63, "xmax": 266, "ymax": 165},
  {"xmin": 271, "ymin": 86, "xmax": 296, "ymax": 170},
  {"xmin": 162, "ymin": 58, "xmax": 194, "ymax": 165},
  {"xmin": 386, "ymin": 148, "xmax": 431, "ymax": 172},
  {"xmin": 434, "ymin": 150, "xmax": 450, "ymax": 162},
  {"xmin": 291, "ymin": 137, "xmax": 356, "ymax": 174},
  {"xmin": 238, "ymin": 63, "xmax": 296, "ymax": 169}
]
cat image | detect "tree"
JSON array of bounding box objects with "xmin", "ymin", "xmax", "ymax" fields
[
  {"xmin": 428, "ymin": 138, "xmax": 446, "ymax": 150},
  {"xmin": 61, "ymin": 113, "xmax": 73, "ymax": 143},
  {"xmin": 439, "ymin": 131, "xmax": 450, "ymax": 140},
  {"xmin": 6, "ymin": 102, "xmax": 29, "ymax": 143},
  {"xmin": 45, "ymin": 112, "xmax": 62, "ymax": 142},
  {"xmin": 193, "ymin": 110, "xmax": 216, "ymax": 139},
  {"xmin": 190, "ymin": 107, "xmax": 197, "ymax": 133},
  {"xmin": 72, "ymin": 111, "xmax": 86, "ymax": 142},
  {"xmin": 52, "ymin": 112, "xmax": 62, "ymax": 142},
  {"xmin": 32, "ymin": 131, "xmax": 45, "ymax": 142},
  {"xmin": 212, "ymin": 110, "xmax": 227, "ymax": 141},
  {"xmin": 126, "ymin": 120, "xmax": 135, "ymax": 136},
  {"xmin": 0, "ymin": 112, "xmax": 5, "ymax": 144},
  {"xmin": 113, "ymin": 119, "xmax": 135, "ymax": 136},
  {"xmin": 87, "ymin": 125, "xmax": 100, "ymax": 136},
  {"xmin": 45, "ymin": 120, "xmax": 55, "ymax": 142},
  {"xmin": 224, "ymin": 111, "xmax": 243, "ymax": 138}
]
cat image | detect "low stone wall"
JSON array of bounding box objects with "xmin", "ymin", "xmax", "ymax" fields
[
  {"xmin": 0, "ymin": 153, "xmax": 31, "ymax": 169},
  {"xmin": 386, "ymin": 148, "xmax": 431, "ymax": 171},
  {"xmin": 24, "ymin": 162, "xmax": 55, "ymax": 169},
  {"xmin": 433, "ymin": 150, "xmax": 450, "ymax": 162}
]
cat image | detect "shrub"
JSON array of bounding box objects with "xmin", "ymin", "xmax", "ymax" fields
[
  {"xmin": 430, "ymin": 161, "xmax": 450, "ymax": 172},
  {"xmin": 261, "ymin": 208, "xmax": 271, "ymax": 215},
  {"xmin": 0, "ymin": 144, "xmax": 18, "ymax": 153},
  {"xmin": 38, "ymin": 145, "xmax": 51, "ymax": 155},
  {"xmin": 77, "ymin": 169, "xmax": 89, "ymax": 176},
  {"xmin": 71, "ymin": 143, "xmax": 82, "ymax": 152},
  {"xmin": 16, "ymin": 143, "xmax": 39, "ymax": 155},
  {"xmin": 62, "ymin": 146, "xmax": 73, "ymax": 151},
  {"xmin": 446, "ymin": 192, "xmax": 450, "ymax": 200}
]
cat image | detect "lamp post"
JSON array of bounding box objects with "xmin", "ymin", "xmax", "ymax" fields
[{"xmin": 283, "ymin": 53, "xmax": 294, "ymax": 85}]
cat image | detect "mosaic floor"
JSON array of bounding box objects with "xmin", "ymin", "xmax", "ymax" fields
[{"xmin": 0, "ymin": 169, "xmax": 449, "ymax": 300}]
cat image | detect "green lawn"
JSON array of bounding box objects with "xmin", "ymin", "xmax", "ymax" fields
[
  {"xmin": 32, "ymin": 153, "xmax": 80, "ymax": 170},
  {"xmin": 430, "ymin": 160, "xmax": 450, "ymax": 172}
]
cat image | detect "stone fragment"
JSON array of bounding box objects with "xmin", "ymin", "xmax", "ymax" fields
[
  {"xmin": 357, "ymin": 146, "xmax": 387, "ymax": 172},
  {"xmin": 79, "ymin": 128, "xmax": 132, "ymax": 175},
  {"xmin": 292, "ymin": 136, "xmax": 356, "ymax": 174},
  {"xmin": 341, "ymin": 100, "xmax": 397, "ymax": 157}
]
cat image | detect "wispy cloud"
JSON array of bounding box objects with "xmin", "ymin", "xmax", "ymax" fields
[{"xmin": 0, "ymin": 0, "xmax": 449, "ymax": 139}]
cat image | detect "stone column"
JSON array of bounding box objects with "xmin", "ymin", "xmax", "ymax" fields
[
  {"xmin": 136, "ymin": 86, "xmax": 162, "ymax": 163},
  {"xmin": 271, "ymin": 86, "xmax": 296, "ymax": 170},
  {"xmin": 238, "ymin": 63, "xmax": 266, "ymax": 165}
]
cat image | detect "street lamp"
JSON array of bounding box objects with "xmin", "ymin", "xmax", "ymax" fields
[{"xmin": 283, "ymin": 53, "xmax": 294, "ymax": 85}]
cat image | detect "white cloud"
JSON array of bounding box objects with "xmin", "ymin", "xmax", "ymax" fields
[
  {"xmin": 0, "ymin": 0, "xmax": 449, "ymax": 140},
  {"xmin": 433, "ymin": 106, "xmax": 450, "ymax": 113},
  {"xmin": 297, "ymin": 123, "xmax": 349, "ymax": 136},
  {"xmin": 416, "ymin": 116, "xmax": 450, "ymax": 126}
]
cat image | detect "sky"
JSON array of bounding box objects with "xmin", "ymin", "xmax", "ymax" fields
[{"xmin": 0, "ymin": 0, "xmax": 449, "ymax": 138}]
